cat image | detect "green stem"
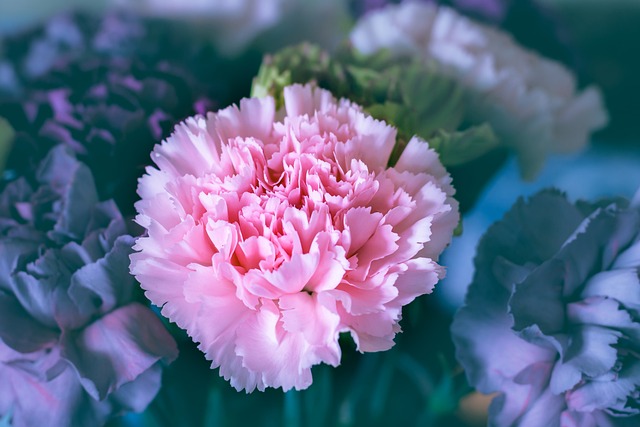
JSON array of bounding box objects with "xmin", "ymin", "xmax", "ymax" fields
[{"xmin": 284, "ymin": 389, "xmax": 301, "ymax": 427}]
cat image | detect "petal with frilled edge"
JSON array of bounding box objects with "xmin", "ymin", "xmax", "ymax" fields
[{"xmin": 60, "ymin": 303, "xmax": 177, "ymax": 400}]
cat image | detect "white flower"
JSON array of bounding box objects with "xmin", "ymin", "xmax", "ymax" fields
[
  {"xmin": 111, "ymin": 0, "xmax": 289, "ymax": 54},
  {"xmin": 351, "ymin": 1, "xmax": 608, "ymax": 179},
  {"xmin": 111, "ymin": 0, "xmax": 350, "ymax": 55}
]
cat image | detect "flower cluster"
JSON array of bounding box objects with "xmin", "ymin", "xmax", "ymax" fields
[
  {"xmin": 130, "ymin": 84, "xmax": 459, "ymax": 391},
  {"xmin": 350, "ymin": 2, "xmax": 608, "ymax": 179},
  {"xmin": 0, "ymin": 1, "xmax": 621, "ymax": 424},
  {"xmin": 113, "ymin": 0, "xmax": 291, "ymax": 54},
  {"xmin": 350, "ymin": 0, "xmax": 577, "ymax": 81},
  {"xmin": 452, "ymin": 190, "xmax": 640, "ymax": 426},
  {"xmin": 0, "ymin": 12, "xmax": 144, "ymax": 96},
  {"xmin": 0, "ymin": 11, "xmax": 230, "ymax": 214},
  {"xmin": 0, "ymin": 146, "xmax": 177, "ymax": 427}
]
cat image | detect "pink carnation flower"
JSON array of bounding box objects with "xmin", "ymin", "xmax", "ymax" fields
[{"xmin": 130, "ymin": 84, "xmax": 459, "ymax": 391}]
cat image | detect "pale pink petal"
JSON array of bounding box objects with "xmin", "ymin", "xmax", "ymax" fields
[
  {"xmin": 283, "ymin": 84, "xmax": 336, "ymax": 118},
  {"xmin": 338, "ymin": 306, "xmax": 400, "ymax": 352},
  {"xmin": 341, "ymin": 207, "xmax": 383, "ymax": 257},
  {"xmin": 263, "ymin": 252, "xmax": 319, "ymax": 294},
  {"xmin": 347, "ymin": 223, "xmax": 399, "ymax": 282},
  {"xmin": 304, "ymin": 232, "xmax": 348, "ymax": 293},
  {"xmin": 152, "ymin": 116, "xmax": 220, "ymax": 178},
  {"xmin": 235, "ymin": 300, "xmax": 314, "ymax": 391},
  {"xmin": 389, "ymin": 258, "xmax": 443, "ymax": 308},
  {"xmin": 131, "ymin": 83, "xmax": 458, "ymax": 391},
  {"xmin": 279, "ymin": 292, "xmax": 341, "ymax": 365},
  {"xmin": 211, "ymin": 97, "xmax": 276, "ymax": 144},
  {"xmin": 181, "ymin": 264, "xmax": 262, "ymax": 391}
]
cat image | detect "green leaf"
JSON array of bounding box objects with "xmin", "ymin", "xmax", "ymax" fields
[
  {"xmin": 428, "ymin": 123, "xmax": 500, "ymax": 167},
  {"xmin": 406, "ymin": 71, "xmax": 466, "ymax": 136},
  {"xmin": 0, "ymin": 117, "xmax": 15, "ymax": 175}
]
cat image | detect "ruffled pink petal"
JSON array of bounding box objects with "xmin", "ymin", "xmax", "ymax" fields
[
  {"xmin": 279, "ymin": 292, "xmax": 341, "ymax": 365},
  {"xmin": 283, "ymin": 84, "xmax": 336, "ymax": 119},
  {"xmin": 152, "ymin": 116, "xmax": 221, "ymax": 179},
  {"xmin": 131, "ymin": 83, "xmax": 458, "ymax": 391},
  {"xmin": 235, "ymin": 300, "xmax": 314, "ymax": 391},
  {"xmin": 337, "ymin": 307, "xmax": 400, "ymax": 352},
  {"xmin": 181, "ymin": 264, "xmax": 262, "ymax": 391},
  {"xmin": 304, "ymin": 232, "xmax": 348, "ymax": 293}
]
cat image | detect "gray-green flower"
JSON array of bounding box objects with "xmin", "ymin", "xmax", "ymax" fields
[{"xmin": 452, "ymin": 190, "xmax": 640, "ymax": 426}]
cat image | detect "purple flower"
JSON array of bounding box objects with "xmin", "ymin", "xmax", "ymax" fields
[
  {"xmin": 349, "ymin": 0, "xmax": 575, "ymax": 69},
  {"xmin": 0, "ymin": 146, "xmax": 177, "ymax": 427},
  {"xmin": 452, "ymin": 190, "xmax": 640, "ymax": 426},
  {"xmin": 0, "ymin": 12, "xmax": 144, "ymax": 95},
  {"xmin": 0, "ymin": 11, "xmax": 235, "ymax": 214}
]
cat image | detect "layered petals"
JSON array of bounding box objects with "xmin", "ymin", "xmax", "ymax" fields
[
  {"xmin": 0, "ymin": 147, "xmax": 177, "ymax": 426},
  {"xmin": 132, "ymin": 84, "xmax": 458, "ymax": 391},
  {"xmin": 452, "ymin": 190, "xmax": 640, "ymax": 426}
]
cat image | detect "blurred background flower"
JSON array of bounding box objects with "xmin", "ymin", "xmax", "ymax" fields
[
  {"xmin": 350, "ymin": 2, "xmax": 608, "ymax": 180},
  {"xmin": 348, "ymin": 0, "xmax": 577, "ymax": 69},
  {"xmin": 0, "ymin": 146, "xmax": 177, "ymax": 427},
  {"xmin": 0, "ymin": 11, "xmax": 255, "ymax": 216},
  {"xmin": 110, "ymin": 0, "xmax": 352, "ymax": 55},
  {"xmin": 112, "ymin": 0, "xmax": 289, "ymax": 54},
  {"xmin": 0, "ymin": 12, "xmax": 144, "ymax": 92},
  {"xmin": 452, "ymin": 190, "xmax": 640, "ymax": 425}
]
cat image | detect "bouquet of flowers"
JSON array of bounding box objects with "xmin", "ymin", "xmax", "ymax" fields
[{"xmin": 0, "ymin": 1, "xmax": 633, "ymax": 426}]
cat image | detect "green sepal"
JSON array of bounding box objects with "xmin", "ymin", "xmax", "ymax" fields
[
  {"xmin": 251, "ymin": 63, "xmax": 292, "ymax": 107},
  {"xmin": 0, "ymin": 117, "xmax": 15, "ymax": 175},
  {"xmin": 453, "ymin": 220, "xmax": 463, "ymax": 237},
  {"xmin": 251, "ymin": 43, "xmax": 345, "ymax": 109}
]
